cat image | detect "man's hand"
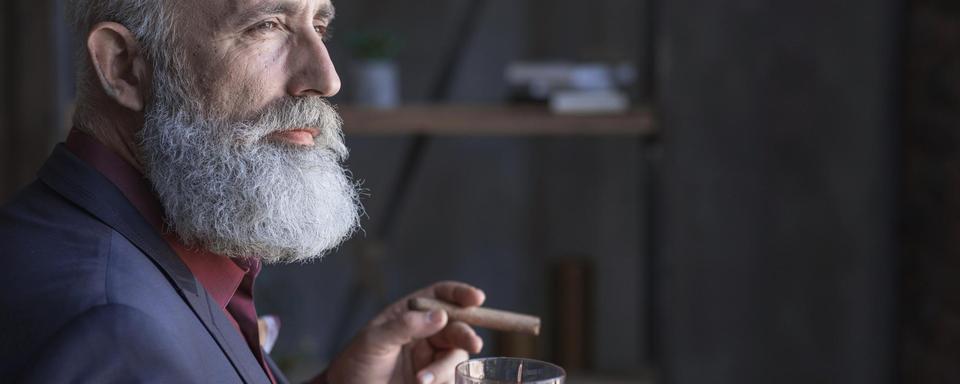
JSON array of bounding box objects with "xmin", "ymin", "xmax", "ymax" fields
[{"xmin": 325, "ymin": 281, "xmax": 486, "ymax": 384}]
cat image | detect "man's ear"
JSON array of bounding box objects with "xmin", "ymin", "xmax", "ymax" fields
[{"xmin": 87, "ymin": 22, "xmax": 149, "ymax": 112}]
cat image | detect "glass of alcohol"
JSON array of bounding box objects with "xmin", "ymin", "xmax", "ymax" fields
[{"xmin": 455, "ymin": 357, "xmax": 565, "ymax": 384}]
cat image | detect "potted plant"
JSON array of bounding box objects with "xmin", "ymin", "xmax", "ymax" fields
[{"xmin": 348, "ymin": 31, "xmax": 402, "ymax": 108}]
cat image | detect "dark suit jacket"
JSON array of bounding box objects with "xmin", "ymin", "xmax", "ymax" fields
[{"xmin": 0, "ymin": 145, "xmax": 289, "ymax": 383}]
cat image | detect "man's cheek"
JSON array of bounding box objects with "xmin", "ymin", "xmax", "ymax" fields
[
  {"xmin": 207, "ymin": 43, "xmax": 288, "ymax": 117},
  {"xmin": 218, "ymin": 77, "xmax": 275, "ymax": 121},
  {"xmin": 242, "ymin": 61, "xmax": 291, "ymax": 109}
]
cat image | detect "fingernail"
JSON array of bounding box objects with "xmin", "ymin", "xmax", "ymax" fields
[
  {"xmin": 426, "ymin": 309, "xmax": 443, "ymax": 323},
  {"xmin": 419, "ymin": 371, "xmax": 435, "ymax": 384}
]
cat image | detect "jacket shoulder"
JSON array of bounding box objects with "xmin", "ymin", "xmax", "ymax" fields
[
  {"xmin": 0, "ymin": 180, "xmax": 121, "ymax": 375},
  {"xmin": 0, "ymin": 179, "xmax": 116, "ymax": 299},
  {"xmin": 1, "ymin": 179, "xmax": 116, "ymax": 259},
  {"xmin": 18, "ymin": 303, "xmax": 235, "ymax": 383}
]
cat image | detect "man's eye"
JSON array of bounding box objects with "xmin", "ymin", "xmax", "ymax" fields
[
  {"xmin": 314, "ymin": 25, "xmax": 333, "ymax": 41},
  {"xmin": 253, "ymin": 21, "xmax": 280, "ymax": 32}
]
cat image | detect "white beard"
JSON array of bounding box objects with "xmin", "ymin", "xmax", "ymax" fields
[{"xmin": 139, "ymin": 75, "xmax": 362, "ymax": 264}]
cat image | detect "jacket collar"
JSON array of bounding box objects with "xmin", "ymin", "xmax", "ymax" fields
[{"xmin": 37, "ymin": 145, "xmax": 272, "ymax": 384}]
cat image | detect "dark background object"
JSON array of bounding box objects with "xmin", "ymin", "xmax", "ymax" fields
[
  {"xmin": 901, "ymin": 0, "xmax": 960, "ymax": 382},
  {"xmin": 550, "ymin": 258, "xmax": 594, "ymax": 373},
  {"xmin": 656, "ymin": 0, "xmax": 902, "ymax": 383},
  {"xmin": 0, "ymin": 0, "xmax": 72, "ymax": 200}
]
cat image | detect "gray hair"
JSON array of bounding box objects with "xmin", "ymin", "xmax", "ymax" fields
[{"xmin": 66, "ymin": 0, "xmax": 180, "ymax": 132}]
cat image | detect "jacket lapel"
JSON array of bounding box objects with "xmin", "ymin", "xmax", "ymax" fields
[
  {"xmin": 266, "ymin": 354, "xmax": 292, "ymax": 384},
  {"xmin": 38, "ymin": 145, "xmax": 272, "ymax": 384}
]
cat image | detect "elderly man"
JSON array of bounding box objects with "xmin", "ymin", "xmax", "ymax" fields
[{"xmin": 0, "ymin": 0, "xmax": 485, "ymax": 383}]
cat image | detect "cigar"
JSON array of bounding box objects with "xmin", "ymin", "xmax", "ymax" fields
[{"xmin": 408, "ymin": 297, "xmax": 541, "ymax": 336}]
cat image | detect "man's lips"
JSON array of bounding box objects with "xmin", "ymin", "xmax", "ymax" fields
[{"xmin": 270, "ymin": 128, "xmax": 319, "ymax": 146}]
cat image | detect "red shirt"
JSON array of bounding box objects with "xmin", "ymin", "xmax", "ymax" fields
[{"xmin": 65, "ymin": 129, "xmax": 277, "ymax": 383}]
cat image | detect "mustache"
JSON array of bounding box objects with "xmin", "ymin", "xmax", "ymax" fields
[{"xmin": 232, "ymin": 97, "xmax": 347, "ymax": 158}]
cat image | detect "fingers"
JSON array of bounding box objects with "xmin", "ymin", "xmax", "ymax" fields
[
  {"xmin": 417, "ymin": 348, "xmax": 470, "ymax": 384},
  {"xmin": 431, "ymin": 281, "xmax": 486, "ymax": 308},
  {"xmin": 411, "ymin": 341, "xmax": 435, "ymax": 376},
  {"xmin": 364, "ymin": 309, "xmax": 448, "ymax": 349},
  {"xmin": 428, "ymin": 321, "xmax": 483, "ymax": 354}
]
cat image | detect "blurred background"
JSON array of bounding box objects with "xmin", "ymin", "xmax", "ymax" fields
[{"xmin": 1, "ymin": 0, "xmax": 957, "ymax": 383}]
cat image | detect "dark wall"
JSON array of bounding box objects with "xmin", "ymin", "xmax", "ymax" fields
[
  {"xmin": 327, "ymin": 0, "xmax": 645, "ymax": 104},
  {"xmin": 1, "ymin": 3, "xmax": 10, "ymax": 196},
  {"xmin": 326, "ymin": 0, "xmax": 527, "ymax": 103},
  {"xmin": 525, "ymin": 0, "xmax": 641, "ymax": 61},
  {"xmin": 658, "ymin": 1, "xmax": 901, "ymax": 383},
  {"xmin": 0, "ymin": 1, "xmax": 70, "ymax": 202},
  {"xmin": 901, "ymin": 1, "xmax": 960, "ymax": 383}
]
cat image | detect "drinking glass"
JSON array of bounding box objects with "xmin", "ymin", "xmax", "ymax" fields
[{"xmin": 455, "ymin": 357, "xmax": 566, "ymax": 384}]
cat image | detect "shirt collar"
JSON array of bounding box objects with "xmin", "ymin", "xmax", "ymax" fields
[{"xmin": 65, "ymin": 129, "xmax": 251, "ymax": 308}]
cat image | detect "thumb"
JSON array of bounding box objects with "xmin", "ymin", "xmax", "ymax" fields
[{"xmin": 366, "ymin": 310, "xmax": 448, "ymax": 348}]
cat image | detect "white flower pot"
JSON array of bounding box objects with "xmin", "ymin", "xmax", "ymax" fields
[{"xmin": 352, "ymin": 60, "xmax": 400, "ymax": 109}]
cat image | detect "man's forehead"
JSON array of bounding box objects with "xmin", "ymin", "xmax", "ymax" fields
[{"xmin": 187, "ymin": 0, "xmax": 335, "ymax": 21}]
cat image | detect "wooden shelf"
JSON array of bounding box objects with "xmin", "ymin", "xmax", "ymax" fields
[
  {"xmin": 339, "ymin": 104, "xmax": 656, "ymax": 137},
  {"xmin": 567, "ymin": 374, "xmax": 653, "ymax": 384}
]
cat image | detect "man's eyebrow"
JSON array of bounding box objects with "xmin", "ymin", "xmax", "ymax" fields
[
  {"xmin": 316, "ymin": 3, "xmax": 335, "ymax": 22},
  {"xmin": 231, "ymin": 1, "xmax": 335, "ymax": 27}
]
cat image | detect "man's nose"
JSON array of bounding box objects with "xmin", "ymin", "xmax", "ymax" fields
[{"xmin": 287, "ymin": 32, "xmax": 341, "ymax": 98}]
